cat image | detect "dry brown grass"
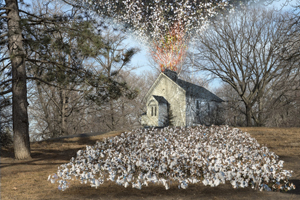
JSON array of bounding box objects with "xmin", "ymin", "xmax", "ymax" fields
[{"xmin": 1, "ymin": 127, "xmax": 299, "ymax": 200}]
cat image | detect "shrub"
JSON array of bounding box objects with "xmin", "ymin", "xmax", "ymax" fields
[{"xmin": 0, "ymin": 128, "xmax": 13, "ymax": 147}]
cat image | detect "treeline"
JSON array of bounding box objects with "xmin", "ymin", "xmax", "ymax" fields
[
  {"xmin": 0, "ymin": 0, "xmax": 154, "ymax": 153},
  {"xmin": 0, "ymin": 0, "xmax": 154, "ymax": 143},
  {"xmin": 1, "ymin": 0, "xmax": 300, "ymax": 159},
  {"xmin": 190, "ymin": 6, "xmax": 300, "ymax": 127}
]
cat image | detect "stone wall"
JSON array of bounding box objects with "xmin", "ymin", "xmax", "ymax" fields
[
  {"xmin": 144, "ymin": 74, "xmax": 186, "ymax": 126},
  {"xmin": 144, "ymin": 97, "xmax": 159, "ymax": 126},
  {"xmin": 158, "ymin": 102, "xmax": 168, "ymax": 127}
]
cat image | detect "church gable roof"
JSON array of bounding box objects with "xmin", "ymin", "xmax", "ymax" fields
[
  {"xmin": 144, "ymin": 69, "xmax": 223, "ymax": 103},
  {"xmin": 152, "ymin": 95, "xmax": 168, "ymax": 104},
  {"xmin": 176, "ymin": 79, "xmax": 224, "ymax": 102},
  {"xmin": 143, "ymin": 72, "xmax": 185, "ymax": 102},
  {"xmin": 163, "ymin": 69, "xmax": 223, "ymax": 102}
]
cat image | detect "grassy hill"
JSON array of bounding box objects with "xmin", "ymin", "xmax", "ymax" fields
[{"xmin": 1, "ymin": 127, "xmax": 299, "ymax": 200}]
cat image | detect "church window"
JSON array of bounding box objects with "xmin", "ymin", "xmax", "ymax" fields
[
  {"xmin": 151, "ymin": 106, "xmax": 157, "ymax": 116},
  {"xmin": 196, "ymin": 100, "xmax": 208, "ymax": 111},
  {"xmin": 148, "ymin": 100, "xmax": 158, "ymax": 117}
]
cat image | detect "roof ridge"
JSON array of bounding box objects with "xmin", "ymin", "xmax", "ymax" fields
[{"xmin": 176, "ymin": 78, "xmax": 205, "ymax": 89}]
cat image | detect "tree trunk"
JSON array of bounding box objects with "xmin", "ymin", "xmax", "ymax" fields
[
  {"xmin": 257, "ymin": 97, "xmax": 264, "ymax": 127},
  {"xmin": 121, "ymin": 102, "xmax": 125, "ymax": 128},
  {"xmin": 36, "ymin": 84, "xmax": 55, "ymax": 137},
  {"xmin": 60, "ymin": 89, "xmax": 67, "ymax": 136},
  {"xmin": 245, "ymin": 105, "xmax": 252, "ymax": 127},
  {"xmin": 109, "ymin": 100, "xmax": 115, "ymax": 130},
  {"xmin": 234, "ymin": 116, "xmax": 237, "ymax": 126},
  {"xmin": 6, "ymin": 0, "xmax": 31, "ymax": 159},
  {"xmin": 0, "ymin": 98, "xmax": 2, "ymax": 133}
]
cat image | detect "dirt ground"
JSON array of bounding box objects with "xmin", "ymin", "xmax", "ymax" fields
[{"xmin": 1, "ymin": 127, "xmax": 300, "ymax": 200}]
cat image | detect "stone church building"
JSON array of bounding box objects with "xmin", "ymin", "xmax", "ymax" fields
[{"xmin": 141, "ymin": 69, "xmax": 223, "ymax": 127}]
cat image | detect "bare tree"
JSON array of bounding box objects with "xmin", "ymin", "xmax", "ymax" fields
[
  {"xmin": 215, "ymin": 80, "xmax": 300, "ymax": 127},
  {"xmin": 90, "ymin": 29, "xmax": 140, "ymax": 131},
  {"xmin": 215, "ymin": 83, "xmax": 247, "ymax": 126},
  {"xmin": 264, "ymin": 81, "xmax": 300, "ymax": 127},
  {"xmin": 192, "ymin": 7, "xmax": 300, "ymax": 126},
  {"xmin": 0, "ymin": 0, "xmax": 31, "ymax": 159},
  {"xmin": 0, "ymin": 0, "xmax": 105, "ymax": 158},
  {"xmin": 24, "ymin": 0, "xmax": 104, "ymax": 139},
  {"xmin": 80, "ymin": 69, "xmax": 155, "ymax": 133},
  {"xmin": 29, "ymin": 81, "xmax": 92, "ymax": 140},
  {"xmin": 179, "ymin": 72, "xmax": 210, "ymax": 89}
]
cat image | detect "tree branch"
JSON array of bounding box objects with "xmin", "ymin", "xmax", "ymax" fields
[
  {"xmin": 0, "ymin": 7, "xmax": 10, "ymax": 11},
  {"xmin": 26, "ymin": 76, "xmax": 106, "ymax": 91},
  {"xmin": 19, "ymin": 9, "xmax": 46, "ymax": 20},
  {"xmin": 0, "ymin": 32, "xmax": 8, "ymax": 38},
  {"xmin": 0, "ymin": 57, "xmax": 10, "ymax": 63},
  {"xmin": 0, "ymin": 78, "xmax": 12, "ymax": 87},
  {"xmin": 0, "ymin": 61, "xmax": 11, "ymax": 73},
  {"xmin": 26, "ymin": 58, "xmax": 85, "ymax": 72},
  {"xmin": 0, "ymin": 88, "xmax": 12, "ymax": 96},
  {"xmin": 0, "ymin": 11, "xmax": 6, "ymax": 16},
  {"xmin": 19, "ymin": 9, "xmax": 70, "ymax": 24}
]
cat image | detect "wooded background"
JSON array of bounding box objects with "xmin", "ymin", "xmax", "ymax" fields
[{"xmin": 0, "ymin": 0, "xmax": 299, "ymax": 159}]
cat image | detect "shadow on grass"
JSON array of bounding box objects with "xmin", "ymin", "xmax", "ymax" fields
[
  {"xmin": 287, "ymin": 179, "xmax": 300, "ymax": 195},
  {"xmin": 0, "ymin": 131, "xmax": 126, "ymax": 171},
  {"xmin": 48, "ymin": 181, "xmax": 299, "ymax": 200},
  {"xmin": 0, "ymin": 136, "xmax": 101, "ymax": 169}
]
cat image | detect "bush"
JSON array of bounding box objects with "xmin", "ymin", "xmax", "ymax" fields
[
  {"xmin": 0, "ymin": 129, "xmax": 13, "ymax": 147},
  {"xmin": 48, "ymin": 125, "xmax": 295, "ymax": 192}
]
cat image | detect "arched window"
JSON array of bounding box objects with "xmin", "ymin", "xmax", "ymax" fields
[
  {"xmin": 196, "ymin": 100, "xmax": 207, "ymax": 111},
  {"xmin": 148, "ymin": 100, "xmax": 157, "ymax": 117},
  {"xmin": 151, "ymin": 106, "xmax": 157, "ymax": 116}
]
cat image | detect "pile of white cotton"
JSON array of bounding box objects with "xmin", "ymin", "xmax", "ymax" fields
[{"xmin": 48, "ymin": 125, "xmax": 295, "ymax": 192}]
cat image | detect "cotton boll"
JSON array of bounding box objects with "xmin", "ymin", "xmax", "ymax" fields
[
  {"xmin": 124, "ymin": 182, "xmax": 129, "ymax": 188},
  {"xmin": 232, "ymin": 180, "xmax": 240, "ymax": 189},
  {"xmin": 180, "ymin": 181, "xmax": 188, "ymax": 189},
  {"xmin": 213, "ymin": 178, "xmax": 220, "ymax": 187},
  {"xmin": 91, "ymin": 179, "xmax": 100, "ymax": 188},
  {"xmin": 202, "ymin": 179, "xmax": 209, "ymax": 186},
  {"xmin": 50, "ymin": 178, "xmax": 56, "ymax": 184},
  {"xmin": 164, "ymin": 182, "xmax": 170, "ymax": 190},
  {"xmin": 133, "ymin": 181, "xmax": 142, "ymax": 190},
  {"xmin": 48, "ymin": 126, "xmax": 294, "ymax": 192},
  {"xmin": 47, "ymin": 175, "xmax": 52, "ymax": 182},
  {"xmin": 191, "ymin": 177, "xmax": 199, "ymax": 184}
]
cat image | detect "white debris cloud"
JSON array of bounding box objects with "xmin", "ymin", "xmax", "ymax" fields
[{"xmin": 74, "ymin": 0, "xmax": 229, "ymax": 45}]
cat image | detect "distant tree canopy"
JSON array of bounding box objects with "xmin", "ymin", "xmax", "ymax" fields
[
  {"xmin": 192, "ymin": 6, "xmax": 300, "ymax": 126},
  {"xmin": 0, "ymin": 0, "xmax": 139, "ymax": 159}
]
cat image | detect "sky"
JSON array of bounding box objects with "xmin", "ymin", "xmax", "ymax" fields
[
  {"xmin": 19, "ymin": 0, "xmax": 297, "ymax": 138},
  {"xmin": 124, "ymin": 36, "xmax": 152, "ymax": 73},
  {"xmin": 23, "ymin": 0, "xmax": 298, "ymax": 90},
  {"xmin": 117, "ymin": 0, "xmax": 298, "ymax": 90}
]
